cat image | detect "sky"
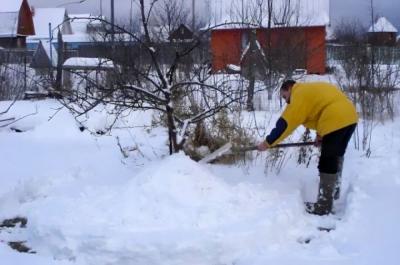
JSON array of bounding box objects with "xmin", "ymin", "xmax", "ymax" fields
[{"xmin": 26, "ymin": 0, "xmax": 400, "ymax": 33}]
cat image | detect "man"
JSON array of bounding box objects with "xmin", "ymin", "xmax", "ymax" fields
[{"xmin": 258, "ymin": 80, "xmax": 358, "ymax": 215}]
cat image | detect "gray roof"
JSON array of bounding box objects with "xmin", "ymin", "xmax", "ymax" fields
[{"xmin": 0, "ymin": 12, "xmax": 19, "ymax": 37}]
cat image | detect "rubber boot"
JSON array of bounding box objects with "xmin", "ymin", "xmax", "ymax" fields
[
  {"xmin": 333, "ymin": 156, "xmax": 344, "ymax": 200},
  {"xmin": 305, "ymin": 172, "xmax": 338, "ymax": 215}
]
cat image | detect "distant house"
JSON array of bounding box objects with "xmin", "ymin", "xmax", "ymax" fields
[
  {"xmin": 62, "ymin": 57, "xmax": 116, "ymax": 90},
  {"xmin": 368, "ymin": 17, "xmax": 398, "ymax": 46},
  {"xmin": 26, "ymin": 8, "xmax": 72, "ymax": 50},
  {"xmin": 169, "ymin": 24, "xmax": 193, "ymax": 42},
  {"xmin": 0, "ymin": 0, "xmax": 35, "ymax": 48}
]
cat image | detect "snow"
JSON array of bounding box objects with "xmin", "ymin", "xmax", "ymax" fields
[
  {"xmin": 1, "ymin": 78, "xmax": 400, "ymax": 264},
  {"xmin": 368, "ymin": 17, "xmax": 398, "ymax": 33},
  {"xmin": 227, "ymin": 64, "xmax": 241, "ymax": 72},
  {"xmin": 210, "ymin": 0, "xmax": 330, "ymax": 28},
  {"xmin": 63, "ymin": 57, "xmax": 115, "ymax": 70}
]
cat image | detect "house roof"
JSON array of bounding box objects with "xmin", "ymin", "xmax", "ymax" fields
[
  {"xmin": 69, "ymin": 14, "xmax": 103, "ymax": 34},
  {"xmin": 210, "ymin": 0, "xmax": 330, "ymax": 28},
  {"xmin": 30, "ymin": 40, "xmax": 58, "ymax": 68},
  {"xmin": 63, "ymin": 57, "xmax": 114, "ymax": 70},
  {"xmin": 42, "ymin": 40, "xmax": 58, "ymax": 67},
  {"xmin": 368, "ymin": 17, "xmax": 398, "ymax": 33},
  {"xmin": 69, "ymin": 14, "xmax": 91, "ymax": 34},
  {"xmin": 0, "ymin": 0, "xmax": 24, "ymax": 12},
  {"xmin": 0, "ymin": 12, "xmax": 19, "ymax": 37},
  {"xmin": 31, "ymin": 8, "xmax": 68, "ymax": 38},
  {"xmin": 0, "ymin": 0, "xmax": 25, "ymax": 37}
]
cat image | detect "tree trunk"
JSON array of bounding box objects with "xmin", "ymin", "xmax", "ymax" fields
[
  {"xmin": 247, "ymin": 76, "xmax": 255, "ymax": 111},
  {"xmin": 55, "ymin": 30, "xmax": 64, "ymax": 93},
  {"xmin": 166, "ymin": 104, "xmax": 179, "ymax": 154}
]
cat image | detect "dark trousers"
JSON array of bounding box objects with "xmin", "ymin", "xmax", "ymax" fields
[{"xmin": 318, "ymin": 124, "xmax": 357, "ymax": 174}]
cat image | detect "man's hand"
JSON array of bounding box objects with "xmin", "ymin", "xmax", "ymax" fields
[
  {"xmin": 257, "ymin": 141, "xmax": 269, "ymax": 151},
  {"xmin": 314, "ymin": 134, "xmax": 322, "ymax": 147}
]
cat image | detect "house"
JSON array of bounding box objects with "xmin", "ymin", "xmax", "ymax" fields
[
  {"xmin": 368, "ymin": 17, "xmax": 398, "ymax": 46},
  {"xmin": 26, "ymin": 8, "xmax": 72, "ymax": 50},
  {"xmin": 62, "ymin": 57, "xmax": 116, "ymax": 90},
  {"xmin": 0, "ymin": 0, "xmax": 35, "ymax": 48},
  {"xmin": 169, "ymin": 24, "xmax": 193, "ymax": 42},
  {"xmin": 210, "ymin": 0, "xmax": 329, "ymax": 75}
]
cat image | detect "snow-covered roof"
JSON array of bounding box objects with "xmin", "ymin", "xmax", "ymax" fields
[
  {"xmin": 63, "ymin": 57, "xmax": 115, "ymax": 70},
  {"xmin": 368, "ymin": 17, "xmax": 398, "ymax": 33},
  {"xmin": 30, "ymin": 8, "xmax": 69, "ymax": 39},
  {"xmin": 69, "ymin": 14, "xmax": 91, "ymax": 34},
  {"xmin": 0, "ymin": 0, "xmax": 23, "ymax": 12},
  {"xmin": 210, "ymin": 0, "xmax": 330, "ymax": 28},
  {"xmin": 41, "ymin": 40, "xmax": 58, "ymax": 67},
  {"xmin": 69, "ymin": 14, "xmax": 103, "ymax": 34},
  {"xmin": 0, "ymin": 0, "xmax": 25, "ymax": 37},
  {"xmin": 0, "ymin": 12, "xmax": 19, "ymax": 37}
]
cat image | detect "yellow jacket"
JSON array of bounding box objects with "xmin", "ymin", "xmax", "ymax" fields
[{"xmin": 267, "ymin": 82, "xmax": 358, "ymax": 146}]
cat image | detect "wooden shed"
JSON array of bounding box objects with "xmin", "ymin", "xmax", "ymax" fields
[
  {"xmin": 169, "ymin": 24, "xmax": 193, "ymax": 42},
  {"xmin": 368, "ymin": 17, "xmax": 398, "ymax": 46},
  {"xmin": 211, "ymin": 26, "xmax": 326, "ymax": 74}
]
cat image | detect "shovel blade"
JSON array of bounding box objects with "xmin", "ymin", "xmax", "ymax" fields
[{"xmin": 199, "ymin": 142, "xmax": 233, "ymax": 164}]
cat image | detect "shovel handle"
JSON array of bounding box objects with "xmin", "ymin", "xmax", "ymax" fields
[{"xmin": 232, "ymin": 141, "xmax": 315, "ymax": 153}]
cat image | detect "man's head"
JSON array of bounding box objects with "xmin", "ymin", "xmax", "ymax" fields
[{"xmin": 280, "ymin": 79, "xmax": 296, "ymax": 103}]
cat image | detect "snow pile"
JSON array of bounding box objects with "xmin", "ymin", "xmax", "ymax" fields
[{"xmin": 1, "ymin": 97, "xmax": 400, "ymax": 265}]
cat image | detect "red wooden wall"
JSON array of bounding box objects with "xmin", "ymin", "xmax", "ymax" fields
[{"xmin": 211, "ymin": 26, "xmax": 326, "ymax": 74}]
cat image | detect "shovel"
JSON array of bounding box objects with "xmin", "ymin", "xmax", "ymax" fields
[{"xmin": 199, "ymin": 141, "xmax": 315, "ymax": 164}]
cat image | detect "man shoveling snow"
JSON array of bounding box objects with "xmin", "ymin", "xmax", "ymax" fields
[{"xmin": 258, "ymin": 80, "xmax": 358, "ymax": 216}]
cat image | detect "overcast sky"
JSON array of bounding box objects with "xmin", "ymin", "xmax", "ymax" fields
[{"xmin": 28, "ymin": 0, "xmax": 400, "ymax": 32}]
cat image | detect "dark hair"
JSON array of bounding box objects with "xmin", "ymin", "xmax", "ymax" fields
[{"xmin": 280, "ymin": 80, "xmax": 296, "ymax": 91}]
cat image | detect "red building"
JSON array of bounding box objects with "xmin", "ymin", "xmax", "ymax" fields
[{"xmin": 211, "ymin": 26, "xmax": 326, "ymax": 75}]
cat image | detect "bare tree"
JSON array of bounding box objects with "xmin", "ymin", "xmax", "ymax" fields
[
  {"xmin": 332, "ymin": 19, "xmax": 400, "ymax": 156},
  {"xmin": 59, "ymin": 2, "xmax": 245, "ymax": 155},
  {"xmin": 333, "ymin": 18, "xmax": 366, "ymax": 45},
  {"xmin": 230, "ymin": 0, "xmax": 303, "ymax": 110},
  {"xmin": 153, "ymin": 0, "xmax": 190, "ymax": 35}
]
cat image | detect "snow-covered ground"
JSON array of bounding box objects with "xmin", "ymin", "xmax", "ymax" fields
[{"xmin": 1, "ymin": 94, "xmax": 400, "ymax": 264}]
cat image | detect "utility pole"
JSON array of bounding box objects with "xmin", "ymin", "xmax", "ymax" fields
[
  {"xmin": 48, "ymin": 23, "xmax": 53, "ymax": 65},
  {"xmin": 192, "ymin": 0, "xmax": 195, "ymax": 30},
  {"xmin": 241, "ymin": 0, "xmax": 244, "ymax": 24},
  {"xmin": 111, "ymin": 0, "xmax": 115, "ymax": 45}
]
